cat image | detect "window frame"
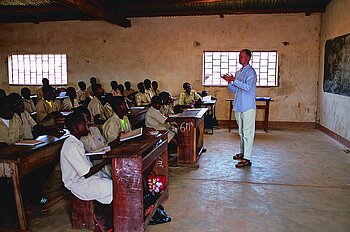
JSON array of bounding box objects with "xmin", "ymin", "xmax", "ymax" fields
[
  {"xmin": 8, "ymin": 53, "xmax": 68, "ymax": 86},
  {"xmin": 202, "ymin": 50, "xmax": 279, "ymax": 87}
]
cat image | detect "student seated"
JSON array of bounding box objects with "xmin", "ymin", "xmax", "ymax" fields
[
  {"xmin": 62, "ymin": 87, "xmax": 80, "ymax": 111},
  {"xmin": 77, "ymin": 81, "xmax": 91, "ymax": 106},
  {"xmin": 0, "ymin": 96, "xmax": 23, "ymax": 146},
  {"xmin": 87, "ymin": 76, "xmax": 97, "ymax": 97},
  {"xmin": 144, "ymin": 78, "xmax": 154, "ymax": 99},
  {"xmin": 110, "ymin": 81, "xmax": 122, "ymax": 96},
  {"xmin": 0, "ymin": 88, "xmax": 6, "ymax": 100},
  {"xmin": 102, "ymin": 96, "xmax": 132, "ymax": 143},
  {"xmin": 159, "ymin": 91, "xmax": 174, "ymax": 116},
  {"xmin": 36, "ymin": 86, "xmax": 61, "ymax": 122},
  {"xmin": 60, "ymin": 111, "xmax": 113, "ymax": 231},
  {"xmin": 102, "ymin": 93, "xmax": 114, "ymax": 119},
  {"xmin": 8, "ymin": 93, "xmax": 37, "ymax": 140},
  {"xmin": 135, "ymin": 82, "xmax": 151, "ymax": 106},
  {"xmin": 146, "ymin": 96, "xmax": 177, "ymax": 143},
  {"xmin": 151, "ymin": 80, "xmax": 160, "ymax": 96},
  {"xmin": 87, "ymin": 84, "xmax": 107, "ymax": 125},
  {"xmin": 124, "ymin": 81, "xmax": 136, "ymax": 98},
  {"xmin": 21, "ymin": 87, "xmax": 36, "ymax": 113},
  {"xmin": 179, "ymin": 82, "xmax": 202, "ymax": 107},
  {"xmin": 36, "ymin": 78, "xmax": 50, "ymax": 101}
]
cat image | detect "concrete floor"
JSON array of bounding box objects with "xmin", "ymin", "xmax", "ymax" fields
[{"xmin": 28, "ymin": 128, "xmax": 350, "ymax": 232}]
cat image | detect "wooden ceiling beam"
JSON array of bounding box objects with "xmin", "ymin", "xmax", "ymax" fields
[{"xmin": 55, "ymin": 0, "xmax": 131, "ymax": 28}]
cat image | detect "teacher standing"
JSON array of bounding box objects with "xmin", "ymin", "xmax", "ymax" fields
[{"xmin": 222, "ymin": 49, "xmax": 257, "ymax": 168}]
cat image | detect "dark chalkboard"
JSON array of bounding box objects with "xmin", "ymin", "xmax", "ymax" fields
[{"xmin": 323, "ymin": 33, "xmax": 350, "ymax": 97}]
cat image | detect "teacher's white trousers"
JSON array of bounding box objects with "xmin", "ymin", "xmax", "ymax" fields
[{"xmin": 235, "ymin": 109, "xmax": 256, "ymax": 161}]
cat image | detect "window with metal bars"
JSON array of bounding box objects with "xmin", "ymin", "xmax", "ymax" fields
[
  {"xmin": 203, "ymin": 51, "xmax": 278, "ymax": 87},
  {"xmin": 8, "ymin": 54, "xmax": 67, "ymax": 85}
]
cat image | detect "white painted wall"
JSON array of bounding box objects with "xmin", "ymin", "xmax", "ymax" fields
[
  {"xmin": 0, "ymin": 14, "xmax": 321, "ymax": 122},
  {"xmin": 318, "ymin": 0, "xmax": 350, "ymax": 140}
]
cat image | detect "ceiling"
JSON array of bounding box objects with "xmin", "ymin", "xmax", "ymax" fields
[{"xmin": 0, "ymin": 0, "xmax": 332, "ymax": 28}]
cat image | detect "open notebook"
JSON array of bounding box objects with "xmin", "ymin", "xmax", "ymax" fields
[
  {"xmin": 15, "ymin": 140, "xmax": 44, "ymax": 146},
  {"xmin": 85, "ymin": 146, "xmax": 111, "ymax": 156},
  {"xmin": 120, "ymin": 127, "xmax": 143, "ymax": 142}
]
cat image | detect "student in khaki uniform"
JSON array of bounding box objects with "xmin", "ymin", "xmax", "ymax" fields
[
  {"xmin": 21, "ymin": 87, "xmax": 36, "ymax": 113},
  {"xmin": 135, "ymin": 82, "xmax": 151, "ymax": 106},
  {"xmin": 76, "ymin": 81, "xmax": 91, "ymax": 105},
  {"xmin": 0, "ymin": 96, "xmax": 24, "ymax": 146},
  {"xmin": 87, "ymin": 77, "xmax": 97, "ymax": 97},
  {"xmin": 102, "ymin": 96, "xmax": 132, "ymax": 143},
  {"xmin": 103, "ymin": 93, "xmax": 114, "ymax": 119},
  {"xmin": 124, "ymin": 81, "xmax": 136, "ymax": 97},
  {"xmin": 36, "ymin": 78, "xmax": 50, "ymax": 101},
  {"xmin": 8, "ymin": 93, "xmax": 37, "ymax": 140},
  {"xmin": 87, "ymin": 84, "xmax": 107, "ymax": 125},
  {"xmin": 36, "ymin": 86, "xmax": 61, "ymax": 122},
  {"xmin": 146, "ymin": 96, "xmax": 177, "ymax": 143},
  {"xmin": 179, "ymin": 82, "xmax": 202, "ymax": 107},
  {"xmin": 62, "ymin": 87, "xmax": 80, "ymax": 111},
  {"xmin": 110, "ymin": 81, "xmax": 122, "ymax": 97},
  {"xmin": 151, "ymin": 80, "xmax": 160, "ymax": 96},
  {"xmin": 159, "ymin": 91, "xmax": 174, "ymax": 117}
]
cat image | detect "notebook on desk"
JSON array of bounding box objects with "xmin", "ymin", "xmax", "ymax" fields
[
  {"xmin": 85, "ymin": 146, "xmax": 111, "ymax": 156},
  {"xmin": 15, "ymin": 140, "xmax": 44, "ymax": 146},
  {"xmin": 120, "ymin": 127, "xmax": 143, "ymax": 142}
]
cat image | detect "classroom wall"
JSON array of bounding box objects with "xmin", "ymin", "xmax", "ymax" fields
[
  {"xmin": 318, "ymin": 0, "xmax": 350, "ymax": 141},
  {"xmin": 0, "ymin": 14, "xmax": 321, "ymax": 122}
]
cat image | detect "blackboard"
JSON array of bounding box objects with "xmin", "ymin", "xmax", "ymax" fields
[{"xmin": 323, "ymin": 33, "xmax": 350, "ymax": 97}]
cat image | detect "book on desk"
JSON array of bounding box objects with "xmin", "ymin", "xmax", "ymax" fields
[
  {"xmin": 120, "ymin": 127, "xmax": 143, "ymax": 142},
  {"xmin": 15, "ymin": 140, "xmax": 44, "ymax": 146}
]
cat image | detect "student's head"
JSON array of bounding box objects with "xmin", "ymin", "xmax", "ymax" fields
[
  {"xmin": 105, "ymin": 93, "xmax": 113, "ymax": 104},
  {"xmin": 111, "ymin": 96, "xmax": 128, "ymax": 118},
  {"xmin": 90, "ymin": 77, "xmax": 97, "ymax": 85},
  {"xmin": 0, "ymin": 88, "xmax": 7, "ymax": 100},
  {"xmin": 21, "ymin": 87, "xmax": 31, "ymax": 99},
  {"xmin": 8, "ymin": 93, "xmax": 25, "ymax": 114},
  {"xmin": 151, "ymin": 96, "xmax": 162, "ymax": 110},
  {"xmin": 117, "ymin": 84, "xmax": 124, "ymax": 94},
  {"xmin": 66, "ymin": 87, "xmax": 77, "ymax": 99},
  {"xmin": 124, "ymin": 81, "xmax": 131, "ymax": 90},
  {"xmin": 201, "ymin": 90, "xmax": 208, "ymax": 97},
  {"xmin": 42, "ymin": 78, "xmax": 49, "ymax": 86},
  {"xmin": 159, "ymin": 91, "xmax": 171, "ymax": 105},
  {"xmin": 65, "ymin": 111, "xmax": 89, "ymax": 137},
  {"xmin": 239, "ymin": 49, "xmax": 251, "ymax": 66},
  {"xmin": 78, "ymin": 81, "xmax": 86, "ymax": 91},
  {"xmin": 144, "ymin": 79, "xmax": 151, "ymax": 89},
  {"xmin": 43, "ymin": 86, "xmax": 56, "ymax": 101},
  {"xmin": 183, "ymin": 82, "xmax": 192, "ymax": 94},
  {"xmin": 92, "ymin": 84, "xmax": 104, "ymax": 99},
  {"xmin": 73, "ymin": 106, "xmax": 92, "ymax": 127},
  {"xmin": 0, "ymin": 96, "xmax": 14, "ymax": 119},
  {"xmin": 110, "ymin": 81, "xmax": 118, "ymax": 90},
  {"xmin": 137, "ymin": 82, "xmax": 146, "ymax": 93},
  {"xmin": 152, "ymin": 81, "xmax": 158, "ymax": 91}
]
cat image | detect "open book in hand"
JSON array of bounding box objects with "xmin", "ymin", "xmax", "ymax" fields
[
  {"xmin": 15, "ymin": 140, "xmax": 44, "ymax": 146},
  {"xmin": 85, "ymin": 146, "xmax": 111, "ymax": 156},
  {"xmin": 120, "ymin": 127, "xmax": 143, "ymax": 142}
]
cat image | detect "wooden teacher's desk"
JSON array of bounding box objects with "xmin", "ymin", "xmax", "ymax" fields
[
  {"xmin": 226, "ymin": 97, "xmax": 274, "ymax": 132},
  {"xmin": 104, "ymin": 130, "xmax": 169, "ymax": 232},
  {"xmin": 168, "ymin": 108, "xmax": 208, "ymax": 168},
  {"xmin": 0, "ymin": 133, "xmax": 68, "ymax": 231}
]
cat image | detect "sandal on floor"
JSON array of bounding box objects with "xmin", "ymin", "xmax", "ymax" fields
[
  {"xmin": 232, "ymin": 153, "xmax": 244, "ymax": 160},
  {"xmin": 235, "ymin": 159, "xmax": 252, "ymax": 168}
]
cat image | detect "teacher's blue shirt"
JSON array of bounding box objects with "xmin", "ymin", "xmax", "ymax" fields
[{"xmin": 228, "ymin": 64, "xmax": 257, "ymax": 112}]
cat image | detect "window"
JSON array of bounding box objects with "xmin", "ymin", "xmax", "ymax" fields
[
  {"xmin": 8, "ymin": 54, "xmax": 67, "ymax": 85},
  {"xmin": 203, "ymin": 51, "xmax": 278, "ymax": 87}
]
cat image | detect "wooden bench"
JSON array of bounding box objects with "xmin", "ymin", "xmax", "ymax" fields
[{"xmin": 71, "ymin": 195, "xmax": 96, "ymax": 230}]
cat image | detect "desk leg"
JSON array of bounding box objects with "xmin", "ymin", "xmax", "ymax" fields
[
  {"xmin": 228, "ymin": 101, "xmax": 233, "ymax": 132},
  {"xmin": 11, "ymin": 163, "xmax": 27, "ymax": 231},
  {"xmin": 264, "ymin": 101, "xmax": 270, "ymax": 132}
]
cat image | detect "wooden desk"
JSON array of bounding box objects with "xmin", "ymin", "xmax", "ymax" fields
[
  {"xmin": 169, "ymin": 108, "xmax": 207, "ymax": 168},
  {"xmin": 126, "ymin": 107, "xmax": 148, "ymax": 129},
  {"xmin": 0, "ymin": 133, "xmax": 68, "ymax": 231},
  {"xmin": 104, "ymin": 131, "xmax": 169, "ymax": 232},
  {"xmin": 226, "ymin": 97, "xmax": 274, "ymax": 132},
  {"xmin": 201, "ymin": 99, "xmax": 217, "ymax": 134}
]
